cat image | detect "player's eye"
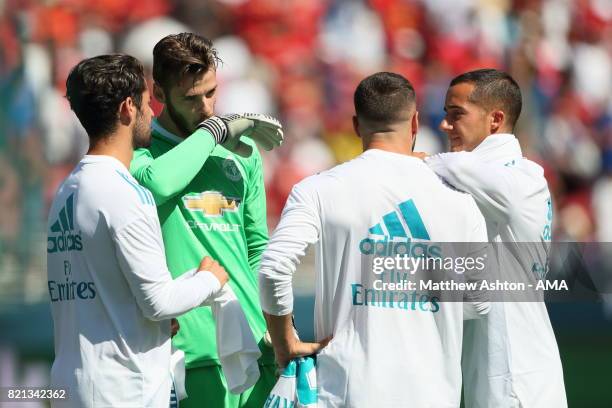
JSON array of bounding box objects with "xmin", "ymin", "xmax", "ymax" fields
[{"xmin": 449, "ymin": 111, "xmax": 462, "ymax": 120}]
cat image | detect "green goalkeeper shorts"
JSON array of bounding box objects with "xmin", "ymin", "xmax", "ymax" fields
[{"xmin": 179, "ymin": 364, "xmax": 277, "ymax": 408}]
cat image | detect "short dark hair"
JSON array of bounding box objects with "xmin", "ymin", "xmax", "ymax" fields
[
  {"xmin": 450, "ymin": 69, "xmax": 522, "ymax": 129},
  {"xmin": 66, "ymin": 54, "xmax": 146, "ymax": 139},
  {"xmin": 153, "ymin": 33, "xmax": 221, "ymax": 90},
  {"xmin": 354, "ymin": 72, "xmax": 416, "ymax": 123}
]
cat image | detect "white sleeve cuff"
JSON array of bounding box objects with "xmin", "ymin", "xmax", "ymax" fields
[{"xmin": 198, "ymin": 271, "xmax": 222, "ymax": 299}]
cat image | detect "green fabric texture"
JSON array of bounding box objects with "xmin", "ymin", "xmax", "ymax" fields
[
  {"xmin": 180, "ymin": 364, "xmax": 277, "ymax": 408},
  {"xmin": 130, "ymin": 119, "xmax": 274, "ymax": 368}
]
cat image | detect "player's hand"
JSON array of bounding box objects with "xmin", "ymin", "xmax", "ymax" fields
[
  {"xmin": 197, "ymin": 114, "xmax": 254, "ymax": 157},
  {"xmin": 198, "ymin": 256, "xmax": 229, "ymax": 287},
  {"xmin": 412, "ymin": 151, "xmax": 429, "ymax": 160},
  {"xmin": 275, "ymin": 336, "xmax": 332, "ymax": 368},
  {"xmin": 241, "ymin": 113, "xmax": 284, "ymax": 151},
  {"xmin": 170, "ymin": 318, "xmax": 180, "ymax": 338},
  {"xmin": 197, "ymin": 113, "xmax": 283, "ymax": 156}
]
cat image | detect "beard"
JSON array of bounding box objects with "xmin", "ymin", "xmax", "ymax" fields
[
  {"xmin": 166, "ymin": 99, "xmax": 199, "ymax": 137},
  {"xmin": 132, "ymin": 109, "xmax": 151, "ymax": 149}
]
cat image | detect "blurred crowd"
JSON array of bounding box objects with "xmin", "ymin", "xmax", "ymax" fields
[{"xmin": 0, "ymin": 0, "xmax": 611, "ymax": 304}]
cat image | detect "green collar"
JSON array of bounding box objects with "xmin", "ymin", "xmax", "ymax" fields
[{"xmin": 151, "ymin": 118, "xmax": 184, "ymax": 145}]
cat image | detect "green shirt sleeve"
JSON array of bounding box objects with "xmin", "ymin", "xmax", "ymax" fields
[
  {"xmin": 243, "ymin": 146, "xmax": 269, "ymax": 274},
  {"xmin": 130, "ymin": 129, "xmax": 216, "ymax": 205}
]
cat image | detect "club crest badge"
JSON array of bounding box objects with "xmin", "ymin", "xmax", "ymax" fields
[{"xmin": 222, "ymin": 158, "xmax": 242, "ymax": 182}]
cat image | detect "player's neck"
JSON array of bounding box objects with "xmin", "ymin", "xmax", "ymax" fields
[
  {"xmin": 364, "ymin": 134, "xmax": 414, "ymax": 156},
  {"xmin": 157, "ymin": 109, "xmax": 188, "ymax": 139},
  {"xmin": 87, "ymin": 132, "xmax": 133, "ymax": 169}
]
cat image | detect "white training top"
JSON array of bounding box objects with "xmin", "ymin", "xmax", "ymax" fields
[
  {"xmin": 426, "ymin": 134, "xmax": 567, "ymax": 408},
  {"xmin": 47, "ymin": 155, "xmax": 221, "ymax": 408},
  {"xmin": 260, "ymin": 149, "xmax": 488, "ymax": 408}
]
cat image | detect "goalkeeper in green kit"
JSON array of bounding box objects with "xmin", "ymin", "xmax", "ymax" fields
[{"xmin": 129, "ymin": 33, "xmax": 283, "ymax": 408}]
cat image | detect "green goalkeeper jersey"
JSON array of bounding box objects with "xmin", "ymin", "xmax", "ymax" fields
[{"xmin": 130, "ymin": 119, "xmax": 274, "ymax": 368}]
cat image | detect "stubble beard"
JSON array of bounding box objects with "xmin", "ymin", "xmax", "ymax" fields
[
  {"xmin": 166, "ymin": 100, "xmax": 200, "ymax": 138},
  {"xmin": 132, "ymin": 109, "xmax": 151, "ymax": 149}
]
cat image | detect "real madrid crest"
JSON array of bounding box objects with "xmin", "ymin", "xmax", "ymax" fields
[{"xmin": 222, "ymin": 157, "xmax": 243, "ymax": 182}]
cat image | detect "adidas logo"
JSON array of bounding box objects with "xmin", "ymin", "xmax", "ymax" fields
[
  {"xmin": 169, "ymin": 383, "xmax": 178, "ymax": 408},
  {"xmin": 359, "ymin": 199, "xmax": 441, "ymax": 257},
  {"xmin": 47, "ymin": 193, "xmax": 83, "ymax": 253}
]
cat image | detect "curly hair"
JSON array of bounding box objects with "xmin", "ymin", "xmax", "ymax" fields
[{"xmin": 66, "ymin": 54, "xmax": 146, "ymax": 139}]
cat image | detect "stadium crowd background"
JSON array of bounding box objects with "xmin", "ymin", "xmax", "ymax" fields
[{"xmin": 0, "ymin": 0, "xmax": 611, "ymax": 406}]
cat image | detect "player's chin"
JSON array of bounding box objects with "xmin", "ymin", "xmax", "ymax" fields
[
  {"xmin": 446, "ymin": 134, "xmax": 463, "ymax": 151},
  {"xmin": 133, "ymin": 135, "xmax": 152, "ymax": 149},
  {"xmin": 188, "ymin": 120, "xmax": 204, "ymax": 134},
  {"xmin": 449, "ymin": 141, "xmax": 465, "ymax": 152}
]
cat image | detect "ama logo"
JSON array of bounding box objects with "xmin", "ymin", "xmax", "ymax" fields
[
  {"xmin": 47, "ymin": 193, "xmax": 83, "ymax": 253},
  {"xmin": 359, "ymin": 199, "xmax": 441, "ymax": 257}
]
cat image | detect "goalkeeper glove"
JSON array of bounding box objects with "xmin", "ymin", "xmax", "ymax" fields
[
  {"xmin": 197, "ymin": 114, "xmax": 253, "ymax": 157},
  {"xmin": 197, "ymin": 113, "xmax": 284, "ymax": 156},
  {"xmin": 241, "ymin": 113, "xmax": 284, "ymax": 151}
]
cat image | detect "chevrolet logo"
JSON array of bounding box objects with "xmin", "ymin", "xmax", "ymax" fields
[{"xmin": 183, "ymin": 191, "xmax": 241, "ymax": 216}]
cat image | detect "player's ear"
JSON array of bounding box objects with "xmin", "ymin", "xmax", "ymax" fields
[
  {"xmin": 352, "ymin": 115, "xmax": 361, "ymax": 138},
  {"xmin": 153, "ymin": 82, "xmax": 166, "ymax": 104},
  {"xmin": 412, "ymin": 111, "xmax": 419, "ymax": 137},
  {"xmin": 118, "ymin": 97, "xmax": 136, "ymax": 125},
  {"xmin": 490, "ymin": 110, "xmax": 504, "ymax": 133}
]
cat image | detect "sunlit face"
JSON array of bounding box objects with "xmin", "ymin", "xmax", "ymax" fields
[
  {"xmin": 164, "ymin": 69, "xmax": 218, "ymax": 136},
  {"xmin": 439, "ymin": 83, "xmax": 490, "ymax": 152},
  {"xmin": 132, "ymin": 89, "xmax": 154, "ymax": 149}
]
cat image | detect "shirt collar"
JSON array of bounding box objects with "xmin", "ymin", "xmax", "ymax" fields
[
  {"xmin": 81, "ymin": 154, "xmax": 127, "ymax": 170},
  {"xmin": 152, "ymin": 118, "xmax": 184, "ymax": 145},
  {"xmin": 472, "ymin": 133, "xmax": 522, "ymax": 161}
]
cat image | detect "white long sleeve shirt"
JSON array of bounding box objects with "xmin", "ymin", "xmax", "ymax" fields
[
  {"xmin": 426, "ymin": 134, "xmax": 567, "ymax": 408},
  {"xmin": 260, "ymin": 149, "xmax": 488, "ymax": 407},
  {"xmin": 177, "ymin": 270, "xmax": 263, "ymax": 394},
  {"xmin": 47, "ymin": 155, "xmax": 221, "ymax": 408}
]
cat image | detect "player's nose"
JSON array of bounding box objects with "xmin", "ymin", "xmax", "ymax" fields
[
  {"xmin": 439, "ymin": 118, "xmax": 452, "ymax": 133},
  {"xmin": 202, "ymin": 99, "xmax": 214, "ymax": 118}
]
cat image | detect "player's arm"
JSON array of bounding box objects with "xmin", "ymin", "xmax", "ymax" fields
[
  {"xmin": 425, "ymin": 152, "xmax": 516, "ymax": 221},
  {"xmin": 462, "ymin": 202, "xmax": 491, "ymax": 320},
  {"xmin": 259, "ymin": 183, "xmax": 328, "ymax": 366},
  {"xmin": 130, "ymin": 114, "xmax": 283, "ymax": 206},
  {"xmin": 243, "ymin": 145, "xmax": 269, "ymax": 274},
  {"xmin": 264, "ymin": 312, "xmax": 330, "ymax": 368},
  {"xmin": 114, "ymin": 215, "xmax": 227, "ymax": 321},
  {"xmin": 130, "ymin": 128, "xmax": 217, "ymax": 206}
]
